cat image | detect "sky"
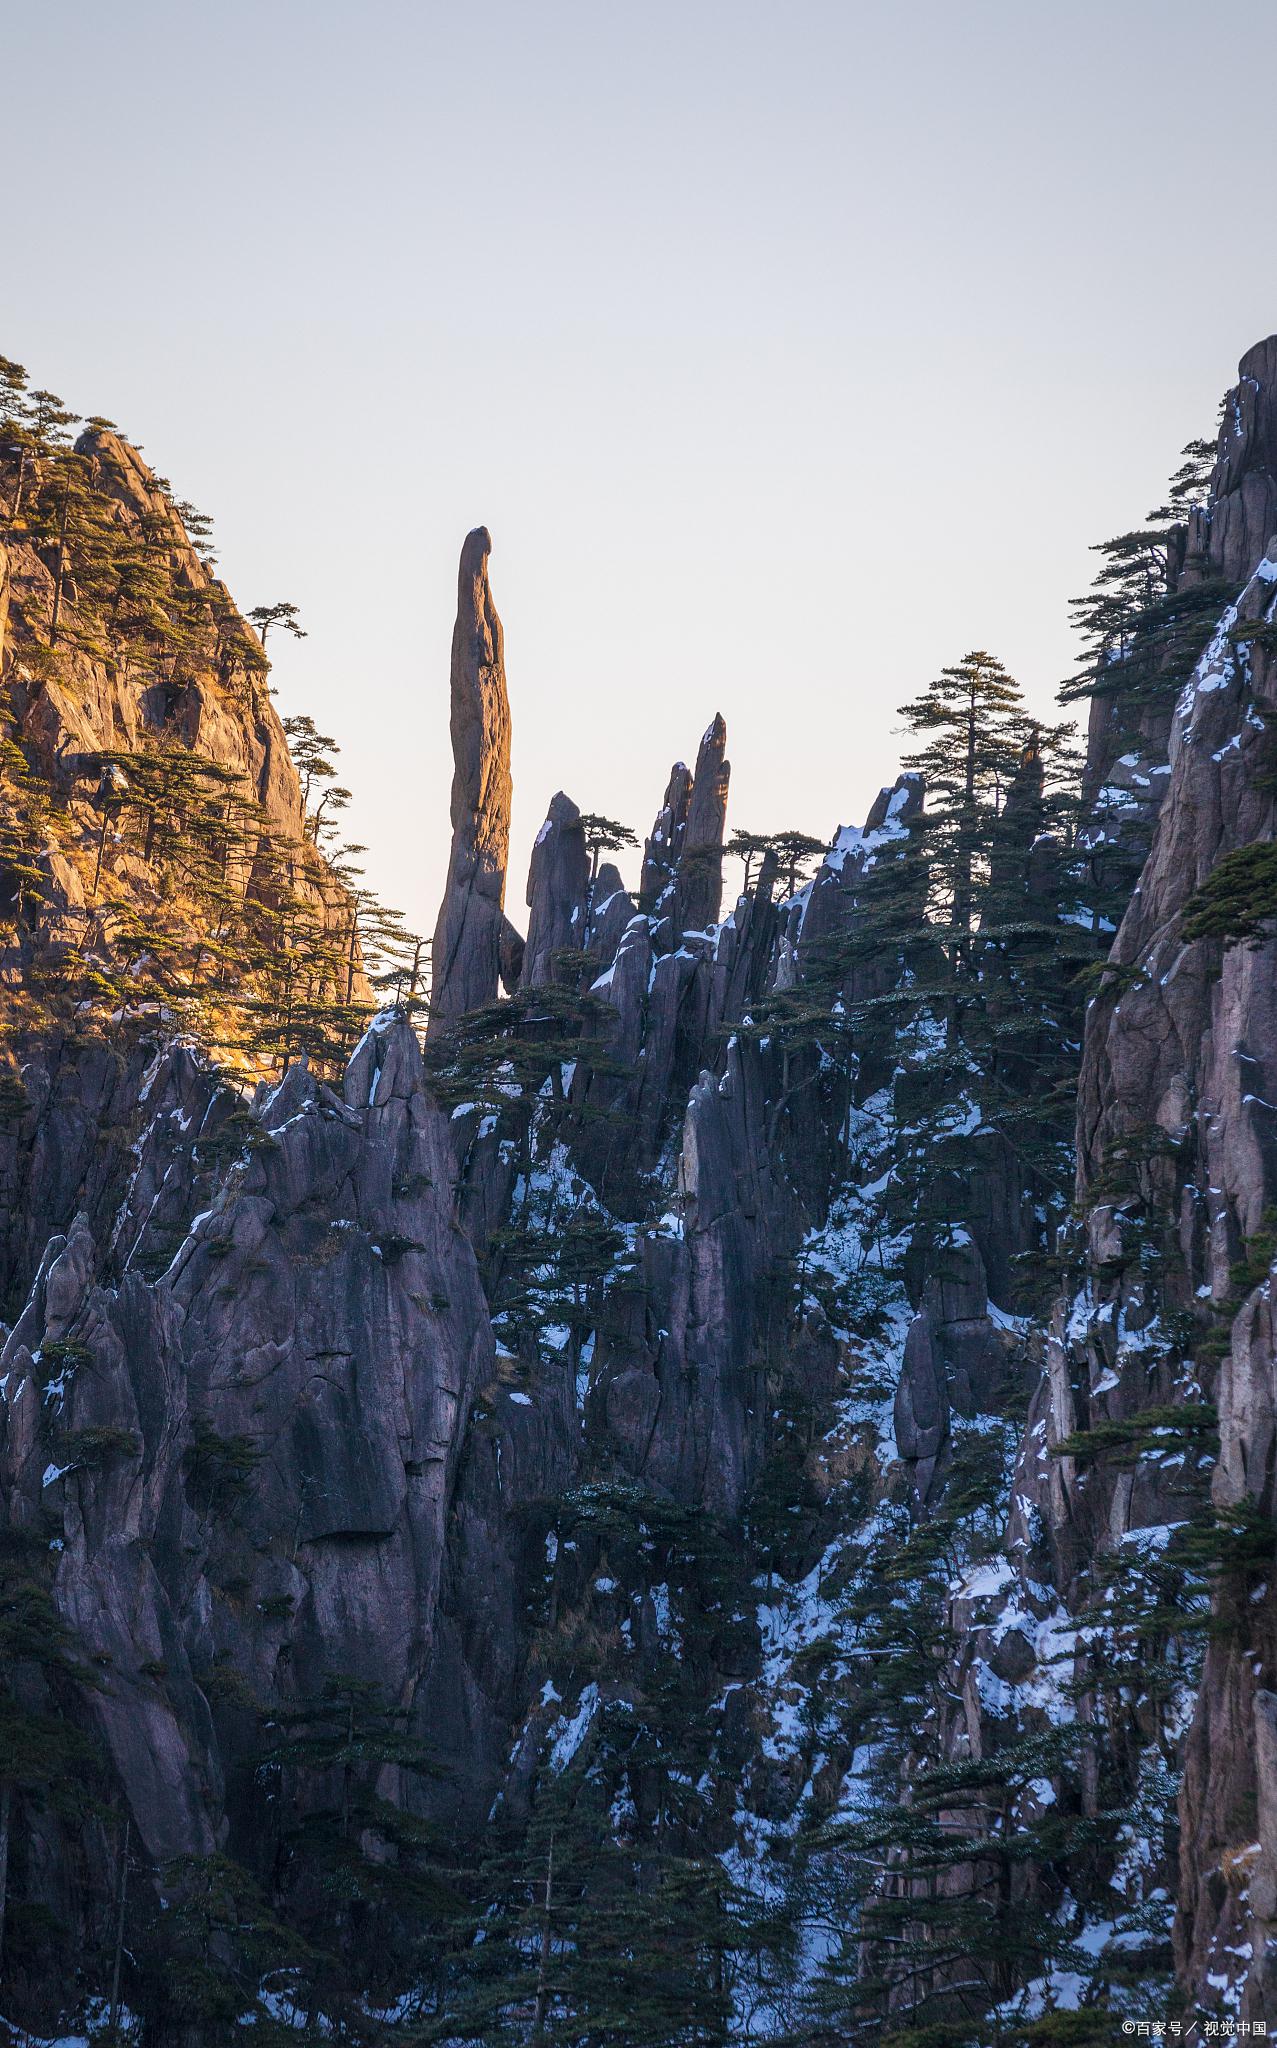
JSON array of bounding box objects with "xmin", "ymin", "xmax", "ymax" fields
[{"xmin": 6, "ymin": 0, "xmax": 1277, "ymax": 943}]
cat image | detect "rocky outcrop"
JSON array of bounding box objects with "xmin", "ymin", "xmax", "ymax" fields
[
  {"xmin": 1197, "ymin": 335, "xmax": 1277, "ymax": 589},
  {"xmin": 961, "ymin": 340, "xmax": 1277, "ymax": 2026},
  {"xmin": 429, "ymin": 528, "xmax": 519, "ymax": 1022},
  {"xmin": 0, "ymin": 422, "xmax": 369, "ymax": 1124},
  {"xmin": 4, "ymin": 430, "xmax": 309, "ymax": 840},
  {"xmin": 591, "ymin": 1035, "xmax": 806, "ymax": 1517},
  {"xmin": 640, "ymin": 760, "xmax": 693, "ymax": 924},
  {"xmin": 639, "ymin": 715, "xmax": 730, "ymax": 948},
  {"xmin": 522, "ymin": 790, "xmax": 589, "ymax": 987},
  {"xmin": 0, "ymin": 1017, "xmax": 500, "ymax": 1871},
  {"xmin": 676, "ymin": 714, "xmax": 731, "ymax": 936}
]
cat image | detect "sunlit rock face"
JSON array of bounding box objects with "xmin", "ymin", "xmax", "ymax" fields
[{"xmin": 428, "ymin": 525, "xmax": 520, "ymax": 1023}]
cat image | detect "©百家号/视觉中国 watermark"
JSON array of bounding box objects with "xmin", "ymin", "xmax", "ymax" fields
[{"xmin": 1120, "ymin": 2022, "xmax": 1269, "ymax": 2039}]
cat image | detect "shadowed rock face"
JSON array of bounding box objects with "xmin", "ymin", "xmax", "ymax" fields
[
  {"xmin": 430, "ymin": 528, "xmax": 516, "ymax": 1023},
  {"xmin": 1074, "ymin": 525, "xmax": 1277, "ymax": 2014},
  {"xmin": 677, "ymin": 714, "xmax": 730, "ymax": 936},
  {"xmin": 522, "ymin": 791, "xmax": 589, "ymax": 987},
  {"xmin": 640, "ymin": 759, "xmax": 693, "ymax": 924},
  {"xmin": 1199, "ymin": 335, "xmax": 1277, "ymax": 589},
  {"xmin": 983, "ymin": 337, "xmax": 1277, "ymax": 2027},
  {"xmin": 639, "ymin": 714, "xmax": 730, "ymax": 948},
  {"xmin": 0, "ymin": 1019, "xmax": 501, "ymax": 1868}
]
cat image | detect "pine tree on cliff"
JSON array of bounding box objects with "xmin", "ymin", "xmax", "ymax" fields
[
  {"xmin": 1061, "ymin": 431, "xmax": 1223, "ymax": 709},
  {"xmin": 0, "ymin": 357, "xmax": 32, "ymax": 527},
  {"xmin": 134, "ymin": 1851, "xmax": 297, "ymax": 2041},
  {"xmin": 258, "ymin": 1675, "xmax": 453, "ymax": 2029},
  {"xmin": 0, "ymin": 1531, "xmax": 99, "ymax": 1992},
  {"xmin": 420, "ymin": 1490, "xmax": 759, "ymax": 2046},
  {"xmin": 282, "ymin": 714, "xmax": 352, "ymax": 845},
  {"xmin": 424, "ymin": 980, "xmax": 635, "ymax": 1195},
  {"xmin": 727, "ymin": 826, "xmax": 825, "ymax": 901},
  {"xmin": 800, "ymin": 1432, "xmax": 1106, "ymax": 2045},
  {"xmin": 845, "ymin": 656, "xmax": 1093, "ymax": 1234},
  {"xmin": 425, "ymin": 1775, "xmax": 744, "ymax": 2046},
  {"xmin": 577, "ymin": 812, "xmax": 639, "ymax": 949},
  {"xmin": 898, "ymin": 649, "xmax": 1027, "ymax": 985},
  {"xmin": 0, "ymin": 717, "xmax": 55, "ymax": 940},
  {"xmin": 248, "ymin": 599, "xmax": 307, "ymax": 647},
  {"xmin": 486, "ymin": 1199, "xmax": 625, "ymax": 1374},
  {"xmin": 0, "ymin": 378, "xmax": 78, "ymax": 539}
]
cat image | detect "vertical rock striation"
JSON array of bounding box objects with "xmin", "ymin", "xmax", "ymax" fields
[
  {"xmin": 676, "ymin": 713, "xmax": 731, "ymax": 936},
  {"xmin": 522, "ymin": 791, "xmax": 589, "ymax": 987},
  {"xmin": 429, "ymin": 527, "xmax": 519, "ymax": 1024}
]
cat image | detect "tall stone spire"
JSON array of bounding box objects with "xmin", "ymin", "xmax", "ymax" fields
[
  {"xmin": 429, "ymin": 527, "xmax": 518, "ymax": 1027},
  {"xmin": 677, "ymin": 713, "xmax": 730, "ymax": 934}
]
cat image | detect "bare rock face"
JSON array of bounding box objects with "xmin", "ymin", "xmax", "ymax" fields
[
  {"xmin": 1071, "ymin": 344, "xmax": 1277, "ymax": 893},
  {"xmin": 589, "ymin": 1037, "xmax": 805, "ymax": 1517},
  {"xmin": 639, "ymin": 760, "xmax": 693, "ymax": 923},
  {"xmin": 892, "ymin": 1310, "xmax": 948, "ymax": 1499},
  {"xmin": 583, "ymin": 859, "xmax": 635, "ymax": 965},
  {"xmin": 522, "ymin": 791, "xmax": 589, "ymax": 986},
  {"xmin": 429, "ymin": 528, "xmax": 517, "ymax": 1023},
  {"xmin": 637, "ymin": 717, "xmax": 730, "ymax": 947},
  {"xmin": 0, "ymin": 428, "xmax": 370, "ymax": 1041},
  {"xmin": 0, "ymin": 1017, "xmax": 498, "ymax": 1869},
  {"xmin": 6, "ymin": 431, "xmax": 309, "ymax": 842},
  {"xmin": 1075, "ymin": 541, "xmax": 1277, "ymax": 1210},
  {"xmin": 1041, "ymin": 345, "xmax": 1277, "ymax": 2023},
  {"xmin": 1198, "ymin": 335, "xmax": 1277, "ymax": 588},
  {"xmin": 676, "ymin": 714, "xmax": 730, "ymax": 935}
]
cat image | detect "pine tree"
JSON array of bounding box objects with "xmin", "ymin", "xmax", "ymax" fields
[
  {"xmin": 257, "ymin": 1675, "xmax": 452, "ymax": 2032},
  {"xmin": 798, "ymin": 1429, "xmax": 1100, "ymax": 2045},
  {"xmin": 282, "ymin": 713, "xmax": 351, "ymax": 844},
  {"xmin": 1060, "ymin": 433, "xmax": 1223, "ymax": 711},
  {"xmin": 418, "ymin": 1486, "xmax": 760, "ymax": 2047},
  {"xmin": 0, "ymin": 1531, "xmax": 100, "ymax": 1996},
  {"xmin": 134, "ymin": 1849, "xmax": 299, "ymax": 2041},
  {"xmin": 249, "ymin": 599, "xmax": 307, "ymax": 647},
  {"xmin": 841, "ymin": 657, "xmax": 1096, "ymax": 1247},
  {"xmin": 727, "ymin": 827, "xmax": 825, "ymax": 899},
  {"xmin": 898, "ymin": 650, "xmax": 1028, "ymax": 986},
  {"xmin": 577, "ymin": 806, "xmax": 638, "ymax": 950}
]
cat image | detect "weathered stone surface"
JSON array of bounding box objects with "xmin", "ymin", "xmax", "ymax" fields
[
  {"xmin": 640, "ymin": 760, "xmax": 693, "ymax": 923},
  {"xmin": 522, "ymin": 791, "xmax": 589, "ymax": 986},
  {"xmin": 894, "ymin": 1311, "xmax": 948, "ymax": 1495},
  {"xmin": 583, "ymin": 860, "xmax": 635, "ymax": 966},
  {"xmin": 5, "ymin": 431, "xmax": 311, "ymax": 842},
  {"xmin": 0, "ymin": 1016, "xmax": 498, "ymax": 1869},
  {"xmin": 635, "ymin": 718, "xmax": 730, "ymax": 948},
  {"xmin": 675, "ymin": 714, "xmax": 730, "ymax": 936},
  {"xmin": 1201, "ymin": 337, "xmax": 1277, "ymax": 588},
  {"xmin": 592, "ymin": 1038, "xmax": 802, "ymax": 1515},
  {"xmin": 1033, "ymin": 340, "xmax": 1277, "ymax": 2022},
  {"xmin": 429, "ymin": 527, "xmax": 516, "ymax": 1023}
]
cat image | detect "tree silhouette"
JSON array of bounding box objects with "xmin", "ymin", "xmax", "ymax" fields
[{"xmin": 248, "ymin": 600, "xmax": 307, "ymax": 647}]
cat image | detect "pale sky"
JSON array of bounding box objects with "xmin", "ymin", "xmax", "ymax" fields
[{"xmin": 7, "ymin": 0, "xmax": 1277, "ymax": 944}]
